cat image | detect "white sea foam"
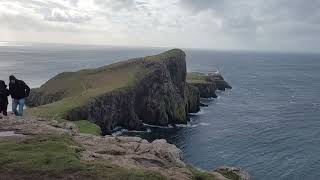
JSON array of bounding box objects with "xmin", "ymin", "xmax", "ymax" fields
[
  {"xmin": 143, "ymin": 123, "xmax": 174, "ymax": 129},
  {"xmin": 175, "ymin": 124, "xmax": 198, "ymax": 128},
  {"xmin": 189, "ymin": 109, "xmax": 205, "ymax": 116},
  {"xmin": 175, "ymin": 122, "xmax": 210, "ymax": 128},
  {"xmin": 199, "ymin": 122, "xmax": 210, "ymax": 126},
  {"xmin": 112, "ymin": 127, "xmax": 152, "ymax": 136}
]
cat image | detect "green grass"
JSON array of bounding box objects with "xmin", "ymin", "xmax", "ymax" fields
[
  {"xmin": 0, "ymin": 135, "xmax": 85, "ymax": 172},
  {"xmin": 0, "ymin": 135, "xmax": 165, "ymax": 179},
  {"xmin": 27, "ymin": 65, "xmax": 145, "ymax": 119},
  {"xmin": 187, "ymin": 72, "xmax": 210, "ymax": 84},
  {"xmin": 74, "ymin": 120, "xmax": 102, "ymax": 136}
]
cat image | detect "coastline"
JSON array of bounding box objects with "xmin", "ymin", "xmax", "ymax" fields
[{"xmin": 0, "ymin": 49, "xmax": 249, "ymax": 180}]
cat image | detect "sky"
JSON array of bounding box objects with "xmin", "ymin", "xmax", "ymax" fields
[{"xmin": 0, "ymin": 0, "xmax": 319, "ymax": 52}]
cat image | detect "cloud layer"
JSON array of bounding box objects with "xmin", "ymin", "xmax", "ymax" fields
[{"xmin": 0, "ymin": 0, "xmax": 319, "ymax": 52}]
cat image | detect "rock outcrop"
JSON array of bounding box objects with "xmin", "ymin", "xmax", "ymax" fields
[
  {"xmin": 26, "ymin": 49, "xmax": 198, "ymax": 135},
  {"xmin": 214, "ymin": 166, "xmax": 251, "ymax": 180},
  {"xmin": 187, "ymin": 72, "xmax": 232, "ymax": 98},
  {"xmin": 26, "ymin": 49, "xmax": 231, "ymax": 135},
  {"xmin": 0, "ymin": 116, "xmax": 249, "ymax": 180}
]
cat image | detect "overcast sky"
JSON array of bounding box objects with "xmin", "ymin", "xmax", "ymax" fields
[{"xmin": 0, "ymin": 0, "xmax": 319, "ymax": 52}]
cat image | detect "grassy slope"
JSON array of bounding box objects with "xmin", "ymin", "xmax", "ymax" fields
[
  {"xmin": 0, "ymin": 135, "xmax": 165, "ymax": 180},
  {"xmin": 28, "ymin": 62, "xmax": 145, "ymax": 119},
  {"xmin": 186, "ymin": 72, "xmax": 211, "ymax": 84}
]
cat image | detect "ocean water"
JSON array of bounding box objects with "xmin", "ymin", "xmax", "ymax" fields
[{"xmin": 1, "ymin": 43, "xmax": 320, "ymax": 180}]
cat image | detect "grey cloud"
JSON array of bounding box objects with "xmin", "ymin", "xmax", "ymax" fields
[
  {"xmin": 6, "ymin": 0, "xmax": 89, "ymax": 23},
  {"xmin": 179, "ymin": 0, "xmax": 320, "ymax": 26},
  {"xmin": 179, "ymin": 0, "xmax": 226, "ymax": 13},
  {"xmin": 94, "ymin": 0, "xmax": 136, "ymax": 10},
  {"xmin": 1, "ymin": 0, "xmax": 320, "ymax": 52},
  {"xmin": 14, "ymin": 0, "xmax": 68, "ymax": 10},
  {"xmin": 44, "ymin": 8, "xmax": 91, "ymax": 23},
  {"xmin": 179, "ymin": 0, "xmax": 320, "ymax": 44},
  {"xmin": 0, "ymin": 12, "xmax": 88, "ymax": 33}
]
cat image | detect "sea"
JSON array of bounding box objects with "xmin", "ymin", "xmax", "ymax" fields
[{"xmin": 1, "ymin": 42, "xmax": 320, "ymax": 180}]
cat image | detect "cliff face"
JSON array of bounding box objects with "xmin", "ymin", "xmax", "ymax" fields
[
  {"xmin": 187, "ymin": 72, "xmax": 232, "ymax": 98},
  {"xmin": 26, "ymin": 49, "xmax": 232, "ymax": 135},
  {"xmin": 206, "ymin": 74, "xmax": 232, "ymax": 91},
  {"xmin": 185, "ymin": 84, "xmax": 201, "ymax": 113},
  {"xmin": 132, "ymin": 52, "xmax": 188, "ymax": 126},
  {"xmin": 73, "ymin": 52, "xmax": 189, "ymax": 134},
  {"xmin": 70, "ymin": 89, "xmax": 144, "ymax": 135},
  {"xmin": 189, "ymin": 82, "xmax": 217, "ymax": 98},
  {"xmin": 26, "ymin": 49, "xmax": 196, "ymax": 135}
]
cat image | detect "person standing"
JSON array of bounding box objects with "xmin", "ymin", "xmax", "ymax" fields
[
  {"xmin": 0, "ymin": 80, "xmax": 9, "ymax": 118},
  {"xmin": 9, "ymin": 75, "xmax": 30, "ymax": 116}
]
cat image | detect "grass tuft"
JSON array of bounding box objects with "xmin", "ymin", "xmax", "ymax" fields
[
  {"xmin": 0, "ymin": 135, "xmax": 84, "ymax": 172},
  {"xmin": 74, "ymin": 120, "xmax": 102, "ymax": 136},
  {"xmin": 0, "ymin": 135, "xmax": 165, "ymax": 179}
]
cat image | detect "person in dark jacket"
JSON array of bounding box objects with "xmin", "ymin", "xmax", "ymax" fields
[
  {"xmin": 9, "ymin": 75, "xmax": 30, "ymax": 116},
  {"xmin": 0, "ymin": 80, "xmax": 9, "ymax": 118}
]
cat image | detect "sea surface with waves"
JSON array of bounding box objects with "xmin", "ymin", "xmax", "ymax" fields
[{"xmin": 1, "ymin": 42, "xmax": 320, "ymax": 180}]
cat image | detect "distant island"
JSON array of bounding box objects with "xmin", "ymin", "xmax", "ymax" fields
[{"xmin": 0, "ymin": 49, "xmax": 250, "ymax": 180}]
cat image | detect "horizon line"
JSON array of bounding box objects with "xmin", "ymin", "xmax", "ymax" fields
[{"xmin": 1, "ymin": 40, "xmax": 319, "ymax": 55}]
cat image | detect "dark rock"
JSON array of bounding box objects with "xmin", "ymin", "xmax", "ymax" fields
[
  {"xmin": 186, "ymin": 72, "xmax": 232, "ymax": 98},
  {"xmin": 214, "ymin": 166, "xmax": 251, "ymax": 180},
  {"xmin": 206, "ymin": 74, "xmax": 232, "ymax": 90},
  {"xmin": 85, "ymin": 88, "xmax": 144, "ymax": 135},
  {"xmin": 199, "ymin": 103, "xmax": 208, "ymax": 107},
  {"xmin": 185, "ymin": 84, "xmax": 201, "ymax": 113},
  {"xmin": 188, "ymin": 82, "xmax": 218, "ymax": 98}
]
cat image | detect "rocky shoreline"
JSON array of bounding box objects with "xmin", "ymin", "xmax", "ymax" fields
[
  {"xmin": 0, "ymin": 116, "xmax": 250, "ymax": 180},
  {"xmin": 0, "ymin": 49, "xmax": 250, "ymax": 179}
]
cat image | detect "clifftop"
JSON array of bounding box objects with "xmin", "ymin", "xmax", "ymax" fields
[
  {"xmin": 26, "ymin": 49, "xmax": 232, "ymax": 135},
  {"xmin": 26, "ymin": 49, "xmax": 189, "ymax": 135},
  {"xmin": 0, "ymin": 116, "xmax": 250, "ymax": 180}
]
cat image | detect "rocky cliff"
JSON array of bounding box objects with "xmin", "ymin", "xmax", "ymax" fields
[
  {"xmin": 26, "ymin": 49, "xmax": 199, "ymax": 135},
  {"xmin": 26, "ymin": 49, "xmax": 231, "ymax": 135},
  {"xmin": 187, "ymin": 72, "xmax": 232, "ymax": 98}
]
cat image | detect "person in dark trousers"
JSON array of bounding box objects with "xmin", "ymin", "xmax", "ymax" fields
[
  {"xmin": 0, "ymin": 80, "xmax": 9, "ymax": 118},
  {"xmin": 9, "ymin": 75, "xmax": 30, "ymax": 116}
]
